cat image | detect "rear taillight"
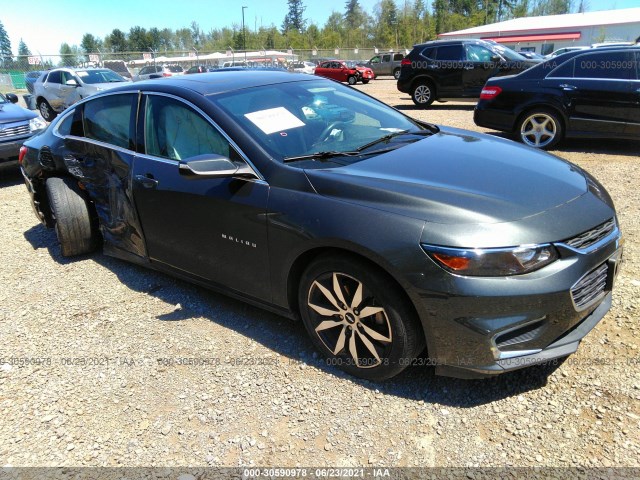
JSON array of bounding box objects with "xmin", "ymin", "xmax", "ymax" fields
[
  {"xmin": 18, "ymin": 146, "xmax": 27, "ymax": 164},
  {"xmin": 401, "ymin": 59, "xmax": 412, "ymax": 66},
  {"xmin": 163, "ymin": 72, "xmax": 172, "ymax": 77},
  {"xmin": 480, "ymin": 86, "xmax": 502, "ymax": 100}
]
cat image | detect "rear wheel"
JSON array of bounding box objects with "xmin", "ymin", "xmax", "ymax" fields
[
  {"xmin": 37, "ymin": 99, "xmax": 56, "ymax": 122},
  {"xmin": 46, "ymin": 177, "xmax": 98, "ymax": 257},
  {"xmin": 347, "ymin": 75, "xmax": 357, "ymax": 85},
  {"xmin": 411, "ymin": 81, "xmax": 435, "ymax": 107},
  {"xmin": 299, "ymin": 255, "xmax": 424, "ymax": 381},
  {"xmin": 517, "ymin": 109, "xmax": 563, "ymax": 149}
]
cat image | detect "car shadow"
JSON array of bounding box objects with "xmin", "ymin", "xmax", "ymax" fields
[
  {"xmin": 393, "ymin": 103, "xmax": 476, "ymax": 112},
  {"xmin": 0, "ymin": 167, "xmax": 23, "ymax": 186},
  {"xmin": 482, "ymin": 132, "xmax": 640, "ymax": 157},
  {"xmin": 22, "ymin": 222, "xmax": 560, "ymax": 405}
]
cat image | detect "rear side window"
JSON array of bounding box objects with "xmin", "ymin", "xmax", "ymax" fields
[
  {"xmin": 393, "ymin": 53, "xmax": 404, "ymax": 61},
  {"xmin": 573, "ymin": 51, "xmax": 635, "ymax": 80},
  {"xmin": 435, "ymin": 45, "xmax": 464, "ymax": 61},
  {"xmin": 548, "ymin": 59, "xmax": 575, "ymax": 78},
  {"xmin": 47, "ymin": 71, "xmax": 62, "ymax": 84},
  {"xmin": 83, "ymin": 94, "xmax": 136, "ymax": 150},
  {"xmin": 420, "ymin": 47, "xmax": 436, "ymax": 59}
]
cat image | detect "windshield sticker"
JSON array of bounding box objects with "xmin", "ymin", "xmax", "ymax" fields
[
  {"xmin": 77, "ymin": 71, "xmax": 89, "ymax": 77},
  {"xmin": 245, "ymin": 107, "xmax": 305, "ymax": 135}
]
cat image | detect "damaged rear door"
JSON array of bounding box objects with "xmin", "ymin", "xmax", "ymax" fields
[{"xmin": 62, "ymin": 92, "xmax": 147, "ymax": 259}]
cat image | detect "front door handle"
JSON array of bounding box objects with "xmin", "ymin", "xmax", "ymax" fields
[
  {"xmin": 559, "ymin": 84, "xmax": 577, "ymax": 91},
  {"xmin": 134, "ymin": 174, "xmax": 159, "ymax": 189}
]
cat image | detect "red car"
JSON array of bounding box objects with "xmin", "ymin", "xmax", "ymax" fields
[
  {"xmin": 314, "ymin": 60, "xmax": 360, "ymax": 85},
  {"xmin": 345, "ymin": 61, "xmax": 375, "ymax": 84}
]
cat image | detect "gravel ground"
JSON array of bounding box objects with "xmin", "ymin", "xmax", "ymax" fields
[{"xmin": 0, "ymin": 78, "xmax": 638, "ymax": 470}]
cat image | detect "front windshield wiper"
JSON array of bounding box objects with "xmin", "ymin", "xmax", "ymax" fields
[
  {"xmin": 283, "ymin": 150, "xmax": 362, "ymax": 163},
  {"xmin": 356, "ymin": 129, "xmax": 436, "ymax": 152}
]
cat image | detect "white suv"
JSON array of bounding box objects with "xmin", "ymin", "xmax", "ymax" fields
[{"xmin": 34, "ymin": 68, "xmax": 129, "ymax": 121}]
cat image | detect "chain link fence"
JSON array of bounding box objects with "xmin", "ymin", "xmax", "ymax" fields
[{"xmin": 1, "ymin": 47, "xmax": 405, "ymax": 93}]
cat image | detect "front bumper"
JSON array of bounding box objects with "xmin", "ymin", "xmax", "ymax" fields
[{"xmin": 408, "ymin": 219, "xmax": 622, "ymax": 379}]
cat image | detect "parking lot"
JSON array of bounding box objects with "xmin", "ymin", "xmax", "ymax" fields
[{"xmin": 0, "ymin": 77, "xmax": 638, "ymax": 469}]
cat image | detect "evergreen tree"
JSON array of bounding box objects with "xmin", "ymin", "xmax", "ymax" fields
[
  {"xmin": 18, "ymin": 39, "xmax": 31, "ymax": 56},
  {"xmin": 0, "ymin": 21, "xmax": 12, "ymax": 66},
  {"xmin": 104, "ymin": 29, "xmax": 127, "ymax": 53},
  {"xmin": 282, "ymin": 0, "xmax": 307, "ymax": 33},
  {"xmin": 59, "ymin": 43, "xmax": 78, "ymax": 67}
]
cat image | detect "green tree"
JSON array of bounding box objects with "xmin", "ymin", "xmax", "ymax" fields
[
  {"xmin": 18, "ymin": 39, "xmax": 31, "ymax": 56},
  {"xmin": 59, "ymin": 43, "xmax": 78, "ymax": 67},
  {"xmin": 128, "ymin": 26, "xmax": 151, "ymax": 52},
  {"xmin": 0, "ymin": 21, "xmax": 12, "ymax": 67},
  {"xmin": 104, "ymin": 29, "xmax": 127, "ymax": 53},
  {"xmin": 80, "ymin": 33, "xmax": 102, "ymax": 62},
  {"xmin": 282, "ymin": 0, "xmax": 307, "ymax": 33}
]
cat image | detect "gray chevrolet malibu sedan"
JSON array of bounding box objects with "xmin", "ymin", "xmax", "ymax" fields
[{"xmin": 20, "ymin": 72, "xmax": 623, "ymax": 380}]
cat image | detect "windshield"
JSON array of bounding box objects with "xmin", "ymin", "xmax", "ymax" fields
[
  {"xmin": 213, "ymin": 79, "xmax": 428, "ymax": 166},
  {"xmin": 167, "ymin": 65, "xmax": 184, "ymax": 73},
  {"xmin": 77, "ymin": 69, "xmax": 126, "ymax": 84},
  {"xmin": 0, "ymin": 93, "xmax": 7, "ymax": 104},
  {"xmin": 491, "ymin": 44, "xmax": 528, "ymax": 62}
]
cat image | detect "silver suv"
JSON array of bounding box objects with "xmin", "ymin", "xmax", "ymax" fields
[
  {"xmin": 134, "ymin": 64, "xmax": 184, "ymax": 81},
  {"xmin": 34, "ymin": 68, "xmax": 128, "ymax": 121}
]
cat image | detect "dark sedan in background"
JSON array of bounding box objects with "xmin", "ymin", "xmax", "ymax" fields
[
  {"xmin": 19, "ymin": 72, "xmax": 621, "ymax": 381},
  {"xmin": 0, "ymin": 92, "xmax": 46, "ymax": 166},
  {"xmin": 474, "ymin": 47, "xmax": 640, "ymax": 149}
]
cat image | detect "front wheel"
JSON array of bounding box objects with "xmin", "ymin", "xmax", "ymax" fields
[
  {"xmin": 347, "ymin": 75, "xmax": 357, "ymax": 85},
  {"xmin": 411, "ymin": 81, "xmax": 435, "ymax": 107},
  {"xmin": 393, "ymin": 68, "xmax": 401, "ymax": 80},
  {"xmin": 299, "ymin": 255, "xmax": 424, "ymax": 381},
  {"xmin": 517, "ymin": 109, "xmax": 563, "ymax": 149},
  {"xmin": 362, "ymin": 79, "xmax": 370, "ymax": 84},
  {"xmin": 37, "ymin": 99, "xmax": 57, "ymax": 122}
]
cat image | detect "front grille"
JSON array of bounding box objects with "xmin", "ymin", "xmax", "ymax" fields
[
  {"xmin": 0, "ymin": 122, "xmax": 30, "ymax": 138},
  {"xmin": 564, "ymin": 219, "xmax": 615, "ymax": 250},
  {"xmin": 571, "ymin": 262, "xmax": 608, "ymax": 310},
  {"xmin": 39, "ymin": 147, "xmax": 54, "ymax": 168}
]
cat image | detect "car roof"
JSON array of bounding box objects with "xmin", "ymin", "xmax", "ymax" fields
[
  {"xmin": 519, "ymin": 46, "xmax": 640, "ymax": 78},
  {"xmin": 412, "ymin": 38, "xmax": 491, "ymax": 48},
  {"xmin": 106, "ymin": 70, "xmax": 315, "ymax": 96}
]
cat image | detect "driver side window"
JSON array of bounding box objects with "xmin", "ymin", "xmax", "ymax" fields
[{"xmin": 144, "ymin": 95, "xmax": 230, "ymax": 161}]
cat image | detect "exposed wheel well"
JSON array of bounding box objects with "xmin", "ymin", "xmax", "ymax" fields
[{"xmin": 286, "ymin": 247, "xmax": 423, "ymax": 340}]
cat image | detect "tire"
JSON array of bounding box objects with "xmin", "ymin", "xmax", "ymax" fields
[
  {"xmin": 46, "ymin": 177, "xmax": 97, "ymax": 257},
  {"xmin": 298, "ymin": 254, "xmax": 424, "ymax": 381},
  {"xmin": 362, "ymin": 79, "xmax": 370, "ymax": 84},
  {"xmin": 411, "ymin": 81, "xmax": 435, "ymax": 107},
  {"xmin": 347, "ymin": 75, "xmax": 357, "ymax": 85},
  {"xmin": 393, "ymin": 68, "xmax": 401, "ymax": 80},
  {"xmin": 37, "ymin": 99, "xmax": 57, "ymax": 122},
  {"xmin": 517, "ymin": 109, "xmax": 563, "ymax": 150}
]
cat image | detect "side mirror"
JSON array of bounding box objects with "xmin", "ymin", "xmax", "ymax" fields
[
  {"xmin": 179, "ymin": 154, "xmax": 257, "ymax": 178},
  {"xmin": 65, "ymin": 79, "xmax": 79, "ymax": 87},
  {"xmin": 491, "ymin": 54, "xmax": 503, "ymax": 63},
  {"xmin": 5, "ymin": 93, "xmax": 18, "ymax": 103}
]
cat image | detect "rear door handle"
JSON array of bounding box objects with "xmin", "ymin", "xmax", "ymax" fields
[
  {"xmin": 559, "ymin": 84, "xmax": 577, "ymax": 91},
  {"xmin": 134, "ymin": 174, "xmax": 159, "ymax": 189}
]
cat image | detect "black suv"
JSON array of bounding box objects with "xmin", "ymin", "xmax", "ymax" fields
[
  {"xmin": 474, "ymin": 47, "xmax": 640, "ymax": 149},
  {"xmin": 397, "ymin": 39, "xmax": 538, "ymax": 107}
]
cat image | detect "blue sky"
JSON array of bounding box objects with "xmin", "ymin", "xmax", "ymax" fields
[{"xmin": 2, "ymin": 0, "xmax": 639, "ymax": 55}]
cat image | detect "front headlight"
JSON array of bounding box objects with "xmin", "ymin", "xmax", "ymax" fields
[
  {"xmin": 422, "ymin": 244, "xmax": 558, "ymax": 276},
  {"xmin": 29, "ymin": 117, "xmax": 47, "ymax": 132}
]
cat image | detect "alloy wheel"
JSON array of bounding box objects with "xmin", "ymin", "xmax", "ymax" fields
[
  {"xmin": 307, "ymin": 272, "xmax": 392, "ymax": 368},
  {"xmin": 520, "ymin": 112, "xmax": 558, "ymax": 148}
]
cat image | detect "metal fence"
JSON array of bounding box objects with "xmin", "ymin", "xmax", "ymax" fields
[{"xmin": 0, "ymin": 47, "xmax": 405, "ymax": 91}]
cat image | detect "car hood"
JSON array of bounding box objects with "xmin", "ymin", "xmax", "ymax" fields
[
  {"xmin": 81, "ymin": 81, "xmax": 128, "ymax": 91},
  {"xmin": 0, "ymin": 102, "xmax": 37, "ymax": 122},
  {"xmin": 304, "ymin": 127, "xmax": 588, "ymax": 226}
]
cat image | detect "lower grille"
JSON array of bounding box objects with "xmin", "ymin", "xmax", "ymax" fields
[
  {"xmin": 0, "ymin": 123, "xmax": 30, "ymax": 138},
  {"xmin": 495, "ymin": 320, "xmax": 545, "ymax": 349},
  {"xmin": 571, "ymin": 263, "xmax": 608, "ymax": 311}
]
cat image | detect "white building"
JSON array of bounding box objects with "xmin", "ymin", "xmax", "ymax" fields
[{"xmin": 438, "ymin": 7, "xmax": 640, "ymax": 55}]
